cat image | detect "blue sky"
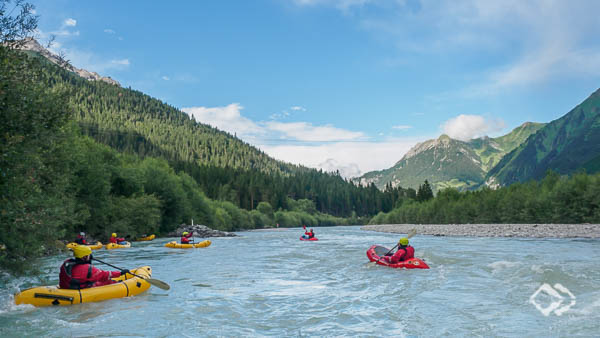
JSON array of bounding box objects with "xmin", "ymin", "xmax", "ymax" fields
[{"xmin": 30, "ymin": 0, "xmax": 600, "ymax": 177}]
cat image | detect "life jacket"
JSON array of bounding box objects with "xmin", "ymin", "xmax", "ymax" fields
[
  {"xmin": 390, "ymin": 245, "xmax": 415, "ymax": 263},
  {"xmin": 109, "ymin": 237, "xmax": 117, "ymax": 244},
  {"xmin": 59, "ymin": 259, "xmax": 94, "ymax": 289},
  {"xmin": 403, "ymin": 246, "xmax": 415, "ymax": 260},
  {"xmin": 75, "ymin": 235, "xmax": 86, "ymax": 245}
]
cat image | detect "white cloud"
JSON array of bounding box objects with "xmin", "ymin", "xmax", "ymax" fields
[
  {"xmin": 64, "ymin": 18, "xmax": 77, "ymax": 27},
  {"xmin": 318, "ymin": 158, "xmax": 361, "ymax": 178},
  {"xmin": 265, "ymin": 121, "xmax": 365, "ymax": 142},
  {"xmin": 442, "ymin": 114, "xmax": 505, "ymax": 141},
  {"xmin": 392, "ymin": 125, "xmax": 412, "ymax": 130},
  {"xmin": 260, "ymin": 137, "xmax": 423, "ymax": 178},
  {"xmin": 182, "ymin": 104, "xmax": 265, "ymax": 137},
  {"xmin": 48, "ymin": 29, "xmax": 79, "ymax": 37},
  {"xmin": 290, "ymin": 106, "xmax": 306, "ymax": 111},
  {"xmin": 162, "ymin": 76, "xmax": 170, "ymax": 81},
  {"xmin": 104, "ymin": 29, "xmax": 116, "ymax": 34},
  {"xmin": 111, "ymin": 59, "xmax": 130, "ymax": 66},
  {"xmin": 291, "ymin": 0, "xmax": 600, "ymax": 94},
  {"xmin": 182, "ymin": 102, "xmax": 417, "ymax": 177}
]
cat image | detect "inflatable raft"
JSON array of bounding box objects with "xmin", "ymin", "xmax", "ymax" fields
[
  {"xmin": 105, "ymin": 241, "xmax": 131, "ymax": 250},
  {"xmin": 66, "ymin": 242, "xmax": 103, "ymax": 250},
  {"xmin": 300, "ymin": 236, "xmax": 318, "ymax": 241},
  {"xmin": 366, "ymin": 245, "xmax": 429, "ymax": 269},
  {"xmin": 14, "ymin": 266, "xmax": 152, "ymax": 306},
  {"xmin": 164, "ymin": 240, "xmax": 211, "ymax": 249},
  {"xmin": 136, "ymin": 234, "xmax": 155, "ymax": 241}
]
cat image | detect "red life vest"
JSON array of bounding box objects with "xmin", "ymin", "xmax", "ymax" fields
[
  {"xmin": 59, "ymin": 259, "xmax": 94, "ymax": 289},
  {"xmin": 181, "ymin": 232, "xmax": 193, "ymax": 244},
  {"xmin": 75, "ymin": 235, "xmax": 87, "ymax": 245},
  {"xmin": 390, "ymin": 246, "xmax": 415, "ymax": 263}
]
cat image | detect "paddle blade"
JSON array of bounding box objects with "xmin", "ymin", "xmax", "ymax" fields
[
  {"xmin": 146, "ymin": 278, "xmax": 170, "ymax": 290},
  {"xmin": 406, "ymin": 228, "xmax": 417, "ymax": 239}
]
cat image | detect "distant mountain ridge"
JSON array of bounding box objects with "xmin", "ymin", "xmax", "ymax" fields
[
  {"xmin": 486, "ymin": 88, "xmax": 600, "ymax": 187},
  {"xmin": 355, "ymin": 122, "xmax": 545, "ymax": 191},
  {"xmin": 17, "ymin": 38, "xmax": 120, "ymax": 86}
]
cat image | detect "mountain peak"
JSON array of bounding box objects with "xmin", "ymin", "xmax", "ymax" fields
[{"xmin": 16, "ymin": 38, "xmax": 120, "ymax": 87}]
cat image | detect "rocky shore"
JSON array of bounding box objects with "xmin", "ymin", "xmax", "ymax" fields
[
  {"xmin": 361, "ymin": 223, "xmax": 600, "ymax": 238},
  {"xmin": 167, "ymin": 224, "xmax": 237, "ymax": 238}
]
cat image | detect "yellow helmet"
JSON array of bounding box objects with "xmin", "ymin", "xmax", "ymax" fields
[
  {"xmin": 111, "ymin": 233, "xmax": 117, "ymax": 237},
  {"xmin": 182, "ymin": 231, "xmax": 189, "ymax": 236},
  {"xmin": 399, "ymin": 237, "xmax": 409, "ymax": 246},
  {"xmin": 72, "ymin": 245, "xmax": 92, "ymax": 258}
]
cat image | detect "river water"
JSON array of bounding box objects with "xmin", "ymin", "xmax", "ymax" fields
[{"xmin": 1, "ymin": 225, "xmax": 599, "ymax": 337}]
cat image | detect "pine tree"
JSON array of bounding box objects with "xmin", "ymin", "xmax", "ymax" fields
[{"xmin": 417, "ymin": 180, "xmax": 434, "ymax": 202}]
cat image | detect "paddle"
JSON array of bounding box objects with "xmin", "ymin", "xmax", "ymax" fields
[
  {"xmin": 92, "ymin": 257, "xmax": 171, "ymax": 290},
  {"xmin": 368, "ymin": 228, "xmax": 417, "ymax": 266}
]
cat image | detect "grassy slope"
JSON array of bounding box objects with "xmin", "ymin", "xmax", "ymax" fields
[{"xmin": 487, "ymin": 88, "xmax": 600, "ymax": 186}]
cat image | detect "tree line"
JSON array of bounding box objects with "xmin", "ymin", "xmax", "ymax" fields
[
  {"xmin": 35, "ymin": 45, "xmax": 407, "ymax": 218},
  {"xmin": 370, "ymin": 171, "xmax": 600, "ymax": 225}
]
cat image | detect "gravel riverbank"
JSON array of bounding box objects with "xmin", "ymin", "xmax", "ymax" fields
[{"xmin": 361, "ymin": 223, "xmax": 600, "ymax": 238}]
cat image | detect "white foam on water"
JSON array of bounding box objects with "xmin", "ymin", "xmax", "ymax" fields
[
  {"xmin": 263, "ymin": 279, "xmax": 327, "ymax": 296},
  {"xmin": 569, "ymin": 295, "xmax": 600, "ymax": 316},
  {"xmin": 488, "ymin": 261, "xmax": 519, "ymax": 273},
  {"xmin": 0, "ymin": 299, "xmax": 36, "ymax": 314},
  {"xmin": 531, "ymin": 264, "xmax": 544, "ymax": 274}
]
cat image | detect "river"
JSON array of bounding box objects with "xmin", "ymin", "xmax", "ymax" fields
[{"xmin": 1, "ymin": 225, "xmax": 599, "ymax": 337}]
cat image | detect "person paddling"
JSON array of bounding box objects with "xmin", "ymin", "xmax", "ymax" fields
[
  {"xmin": 75, "ymin": 232, "xmax": 87, "ymax": 245},
  {"xmin": 59, "ymin": 245, "xmax": 129, "ymax": 289},
  {"xmin": 109, "ymin": 233, "xmax": 126, "ymax": 245},
  {"xmin": 308, "ymin": 229, "xmax": 315, "ymax": 239},
  {"xmin": 380, "ymin": 237, "xmax": 414, "ymax": 264},
  {"xmin": 181, "ymin": 231, "xmax": 193, "ymax": 244},
  {"xmin": 302, "ymin": 225, "xmax": 311, "ymax": 239}
]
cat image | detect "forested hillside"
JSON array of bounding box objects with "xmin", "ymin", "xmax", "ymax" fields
[
  {"xmin": 487, "ymin": 88, "xmax": 600, "ymax": 186},
  {"xmin": 1, "ymin": 45, "xmax": 374, "ymax": 271},
  {"xmin": 24, "ymin": 42, "xmax": 403, "ymax": 218}
]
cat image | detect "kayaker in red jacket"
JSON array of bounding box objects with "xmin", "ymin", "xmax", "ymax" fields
[
  {"xmin": 181, "ymin": 231, "xmax": 193, "ymax": 244},
  {"xmin": 381, "ymin": 238, "xmax": 414, "ymax": 264},
  {"xmin": 109, "ymin": 233, "xmax": 126, "ymax": 244},
  {"xmin": 75, "ymin": 232, "xmax": 87, "ymax": 245},
  {"xmin": 308, "ymin": 229, "xmax": 315, "ymax": 239},
  {"xmin": 59, "ymin": 245, "xmax": 128, "ymax": 289}
]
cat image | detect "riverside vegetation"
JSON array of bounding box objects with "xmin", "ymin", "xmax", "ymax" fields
[
  {"xmin": 1, "ymin": 1, "xmax": 599, "ymax": 274},
  {"xmin": 0, "ymin": 2, "xmax": 404, "ymax": 273}
]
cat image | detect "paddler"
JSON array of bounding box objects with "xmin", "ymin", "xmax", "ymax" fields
[
  {"xmin": 308, "ymin": 229, "xmax": 315, "ymax": 239},
  {"xmin": 75, "ymin": 232, "xmax": 87, "ymax": 245},
  {"xmin": 302, "ymin": 225, "xmax": 311, "ymax": 239},
  {"xmin": 59, "ymin": 245, "xmax": 129, "ymax": 289},
  {"xmin": 181, "ymin": 231, "xmax": 193, "ymax": 244},
  {"xmin": 380, "ymin": 237, "xmax": 414, "ymax": 264},
  {"xmin": 109, "ymin": 232, "xmax": 126, "ymax": 244}
]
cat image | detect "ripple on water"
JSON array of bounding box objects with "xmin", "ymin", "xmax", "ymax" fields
[{"xmin": 1, "ymin": 226, "xmax": 599, "ymax": 336}]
